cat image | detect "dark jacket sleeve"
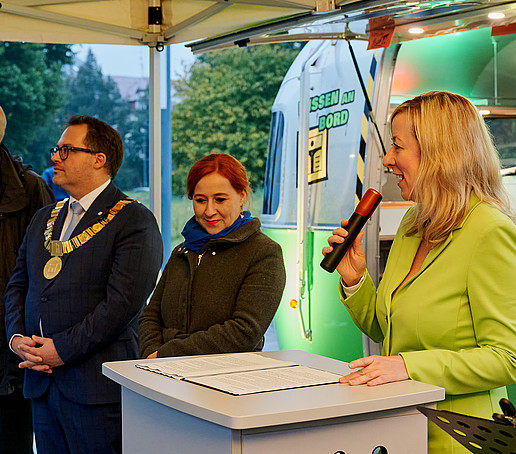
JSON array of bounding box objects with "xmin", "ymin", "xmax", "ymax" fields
[
  {"xmin": 4, "ymin": 210, "xmax": 41, "ymax": 342},
  {"xmin": 25, "ymin": 169, "xmax": 56, "ymax": 216},
  {"xmin": 138, "ymin": 262, "xmax": 168, "ymax": 358},
  {"xmin": 2, "ymin": 172, "xmax": 54, "ymax": 347}
]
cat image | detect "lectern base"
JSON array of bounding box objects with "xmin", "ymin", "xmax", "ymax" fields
[{"xmin": 123, "ymin": 388, "xmax": 431, "ymax": 454}]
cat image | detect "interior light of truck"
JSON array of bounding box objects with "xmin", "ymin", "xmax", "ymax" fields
[
  {"xmin": 488, "ymin": 12, "xmax": 505, "ymax": 19},
  {"xmin": 409, "ymin": 27, "xmax": 425, "ymax": 34}
]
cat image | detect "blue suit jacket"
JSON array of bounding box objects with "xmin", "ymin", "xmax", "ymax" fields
[{"xmin": 4, "ymin": 182, "xmax": 163, "ymax": 405}]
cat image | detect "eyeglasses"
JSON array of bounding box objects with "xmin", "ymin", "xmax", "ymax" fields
[{"xmin": 50, "ymin": 146, "xmax": 99, "ymax": 161}]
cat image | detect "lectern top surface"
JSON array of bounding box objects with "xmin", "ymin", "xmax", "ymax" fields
[{"xmin": 103, "ymin": 350, "xmax": 445, "ymax": 429}]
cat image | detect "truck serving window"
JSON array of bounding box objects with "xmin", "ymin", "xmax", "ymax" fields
[
  {"xmin": 485, "ymin": 117, "xmax": 516, "ymax": 168},
  {"xmin": 486, "ymin": 116, "xmax": 516, "ymax": 210},
  {"xmin": 262, "ymin": 111, "xmax": 284, "ymax": 215}
]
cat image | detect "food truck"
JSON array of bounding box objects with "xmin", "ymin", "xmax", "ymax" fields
[{"xmin": 261, "ymin": 21, "xmax": 516, "ymax": 398}]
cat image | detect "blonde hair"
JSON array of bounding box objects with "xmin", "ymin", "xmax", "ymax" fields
[{"xmin": 392, "ymin": 91, "xmax": 513, "ymax": 245}]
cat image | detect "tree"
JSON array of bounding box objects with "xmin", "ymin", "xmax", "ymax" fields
[
  {"xmin": 0, "ymin": 42, "xmax": 73, "ymax": 171},
  {"xmin": 57, "ymin": 50, "xmax": 129, "ymax": 129},
  {"xmin": 56, "ymin": 50, "xmax": 148, "ymax": 190},
  {"xmin": 171, "ymin": 43, "xmax": 301, "ymax": 195},
  {"xmin": 121, "ymin": 89, "xmax": 149, "ymax": 190},
  {"xmin": 0, "ymin": 45, "xmax": 147, "ymax": 189}
]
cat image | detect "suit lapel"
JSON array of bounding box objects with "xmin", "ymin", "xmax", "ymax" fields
[
  {"xmin": 388, "ymin": 193, "xmax": 483, "ymax": 299},
  {"xmin": 52, "ymin": 199, "xmax": 70, "ymax": 240},
  {"xmin": 60, "ymin": 183, "xmax": 123, "ymax": 264},
  {"xmin": 418, "ymin": 234, "xmax": 453, "ymax": 274},
  {"xmin": 42, "ymin": 200, "xmax": 68, "ymax": 290},
  {"xmin": 412, "ymin": 194, "xmax": 482, "ymax": 278},
  {"xmin": 383, "ymin": 233, "xmax": 420, "ymax": 304},
  {"xmin": 49, "ymin": 182, "xmax": 121, "ymax": 242},
  {"xmin": 390, "ymin": 230, "xmax": 453, "ymax": 298},
  {"xmin": 71, "ymin": 183, "xmax": 123, "ymax": 236},
  {"xmin": 42, "ymin": 184, "xmax": 124, "ymax": 288}
]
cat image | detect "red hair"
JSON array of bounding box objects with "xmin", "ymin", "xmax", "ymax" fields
[{"xmin": 187, "ymin": 154, "xmax": 250, "ymax": 200}]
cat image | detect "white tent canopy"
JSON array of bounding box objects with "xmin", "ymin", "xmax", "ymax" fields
[
  {"xmin": 0, "ymin": 0, "xmax": 516, "ymax": 47},
  {"xmin": 0, "ymin": 1, "xmax": 325, "ymax": 46},
  {"xmin": 1, "ymin": 0, "xmax": 515, "ymax": 48}
]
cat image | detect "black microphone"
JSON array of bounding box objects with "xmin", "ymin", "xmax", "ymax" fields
[{"xmin": 320, "ymin": 188, "xmax": 382, "ymax": 273}]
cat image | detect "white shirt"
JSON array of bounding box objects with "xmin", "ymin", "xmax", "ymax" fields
[
  {"xmin": 340, "ymin": 273, "xmax": 366, "ymax": 298},
  {"xmin": 59, "ymin": 179, "xmax": 111, "ymax": 240}
]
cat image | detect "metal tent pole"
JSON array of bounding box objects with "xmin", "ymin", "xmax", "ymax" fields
[{"xmin": 149, "ymin": 46, "xmax": 162, "ymax": 230}]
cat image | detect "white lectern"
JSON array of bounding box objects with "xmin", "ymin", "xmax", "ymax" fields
[{"xmin": 103, "ymin": 350, "xmax": 444, "ymax": 454}]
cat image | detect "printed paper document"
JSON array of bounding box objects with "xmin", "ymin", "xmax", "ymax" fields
[{"xmin": 136, "ymin": 352, "xmax": 341, "ymax": 395}]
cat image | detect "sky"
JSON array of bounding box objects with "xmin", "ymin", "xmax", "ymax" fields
[{"xmin": 71, "ymin": 42, "xmax": 196, "ymax": 79}]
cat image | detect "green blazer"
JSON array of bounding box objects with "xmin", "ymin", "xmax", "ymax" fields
[{"xmin": 340, "ymin": 194, "xmax": 516, "ymax": 453}]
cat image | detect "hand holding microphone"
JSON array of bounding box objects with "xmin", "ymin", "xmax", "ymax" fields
[{"xmin": 321, "ymin": 189, "xmax": 382, "ymax": 279}]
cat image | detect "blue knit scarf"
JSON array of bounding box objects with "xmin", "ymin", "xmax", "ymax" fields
[{"xmin": 182, "ymin": 211, "xmax": 252, "ymax": 254}]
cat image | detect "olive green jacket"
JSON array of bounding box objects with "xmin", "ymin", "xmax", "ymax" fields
[{"xmin": 139, "ymin": 218, "xmax": 286, "ymax": 358}]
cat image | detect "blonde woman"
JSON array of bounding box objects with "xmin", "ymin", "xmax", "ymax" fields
[{"xmin": 324, "ymin": 91, "xmax": 516, "ymax": 453}]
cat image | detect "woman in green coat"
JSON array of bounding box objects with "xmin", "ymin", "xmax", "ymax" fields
[
  {"xmin": 323, "ymin": 91, "xmax": 516, "ymax": 453},
  {"xmin": 139, "ymin": 153, "xmax": 286, "ymax": 359}
]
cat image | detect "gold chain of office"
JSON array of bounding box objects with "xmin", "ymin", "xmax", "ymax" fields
[{"xmin": 42, "ymin": 198, "xmax": 135, "ymax": 279}]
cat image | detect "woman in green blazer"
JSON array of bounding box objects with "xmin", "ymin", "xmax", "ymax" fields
[{"xmin": 324, "ymin": 91, "xmax": 516, "ymax": 453}]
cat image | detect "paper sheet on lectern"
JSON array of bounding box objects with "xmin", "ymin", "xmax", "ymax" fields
[
  {"xmin": 136, "ymin": 352, "xmax": 296, "ymax": 379},
  {"xmin": 188, "ymin": 365, "xmax": 341, "ymax": 395}
]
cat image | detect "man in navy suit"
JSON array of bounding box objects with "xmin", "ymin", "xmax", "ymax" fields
[{"xmin": 5, "ymin": 115, "xmax": 163, "ymax": 454}]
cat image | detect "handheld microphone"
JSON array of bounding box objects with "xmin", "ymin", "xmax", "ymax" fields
[{"xmin": 320, "ymin": 188, "xmax": 382, "ymax": 273}]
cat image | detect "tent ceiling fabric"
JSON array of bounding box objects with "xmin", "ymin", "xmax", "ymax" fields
[
  {"xmin": 188, "ymin": 0, "xmax": 516, "ymax": 53},
  {"xmin": 0, "ymin": 0, "xmax": 319, "ymax": 46},
  {"xmin": 2, "ymin": 0, "xmax": 515, "ymax": 49}
]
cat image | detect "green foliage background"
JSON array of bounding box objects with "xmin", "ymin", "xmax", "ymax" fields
[
  {"xmin": 0, "ymin": 41, "xmax": 301, "ymax": 197},
  {"xmin": 0, "ymin": 44, "xmax": 150, "ymax": 190},
  {"xmin": 55, "ymin": 50, "xmax": 149, "ymax": 190},
  {"xmin": 171, "ymin": 44, "xmax": 301, "ymax": 195},
  {"xmin": 0, "ymin": 42, "xmax": 73, "ymax": 171}
]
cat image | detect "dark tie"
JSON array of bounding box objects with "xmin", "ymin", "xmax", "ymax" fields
[{"xmin": 62, "ymin": 201, "xmax": 84, "ymax": 241}]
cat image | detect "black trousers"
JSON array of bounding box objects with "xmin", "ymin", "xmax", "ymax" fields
[
  {"xmin": 0, "ymin": 387, "xmax": 33, "ymax": 454},
  {"xmin": 32, "ymin": 381, "xmax": 121, "ymax": 454}
]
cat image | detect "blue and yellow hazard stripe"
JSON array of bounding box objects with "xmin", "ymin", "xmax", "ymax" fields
[{"xmin": 355, "ymin": 50, "xmax": 380, "ymax": 207}]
